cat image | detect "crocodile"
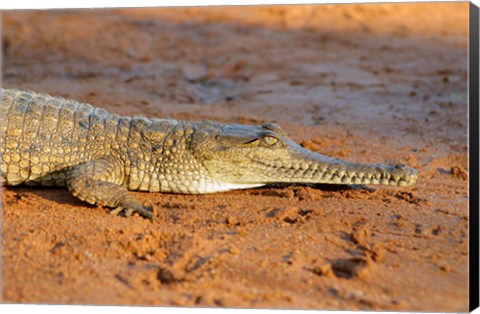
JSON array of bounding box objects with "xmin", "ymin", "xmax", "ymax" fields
[{"xmin": 0, "ymin": 88, "xmax": 418, "ymax": 220}]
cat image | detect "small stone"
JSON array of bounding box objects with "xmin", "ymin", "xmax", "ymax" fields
[
  {"xmin": 371, "ymin": 244, "xmax": 385, "ymax": 262},
  {"xmin": 331, "ymin": 257, "xmax": 371, "ymax": 279},
  {"xmin": 391, "ymin": 214, "xmax": 405, "ymax": 227},
  {"xmin": 229, "ymin": 246, "xmax": 240, "ymax": 255},
  {"xmin": 351, "ymin": 227, "xmax": 370, "ymax": 246},
  {"xmin": 451, "ymin": 166, "xmax": 468, "ymax": 180},
  {"xmin": 439, "ymin": 264, "xmax": 452, "ymax": 272},
  {"xmin": 157, "ymin": 267, "xmax": 176, "ymax": 284},
  {"xmin": 226, "ymin": 216, "xmax": 237, "ymax": 225},
  {"xmin": 312, "ymin": 263, "xmax": 334, "ymax": 277}
]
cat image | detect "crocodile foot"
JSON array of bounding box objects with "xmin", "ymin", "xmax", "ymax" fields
[
  {"xmin": 66, "ymin": 158, "xmax": 155, "ymax": 220},
  {"xmin": 109, "ymin": 203, "xmax": 154, "ymax": 220}
]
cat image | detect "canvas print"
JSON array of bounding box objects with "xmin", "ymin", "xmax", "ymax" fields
[{"xmin": 0, "ymin": 2, "xmax": 470, "ymax": 311}]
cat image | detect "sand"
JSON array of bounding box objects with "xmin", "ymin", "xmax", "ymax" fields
[{"xmin": 1, "ymin": 3, "xmax": 469, "ymax": 311}]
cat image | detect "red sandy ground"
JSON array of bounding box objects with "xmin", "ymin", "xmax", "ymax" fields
[{"xmin": 0, "ymin": 3, "xmax": 469, "ymax": 311}]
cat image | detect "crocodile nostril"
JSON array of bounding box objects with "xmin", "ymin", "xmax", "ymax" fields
[{"xmin": 395, "ymin": 164, "xmax": 407, "ymax": 169}]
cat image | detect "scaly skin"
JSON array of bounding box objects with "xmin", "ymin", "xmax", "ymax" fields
[{"xmin": 0, "ymin": 88, "xmax": 418, "ymax": 219}]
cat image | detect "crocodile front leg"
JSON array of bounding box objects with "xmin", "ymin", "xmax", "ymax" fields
[{"xmin": 66, "ymin": 157, "xmax": 153, "ymax": 219}]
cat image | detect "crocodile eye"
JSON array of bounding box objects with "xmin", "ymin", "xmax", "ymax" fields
[{"xmin": 261, "ymin": 135, "xmax": 278, "ymax": 146}]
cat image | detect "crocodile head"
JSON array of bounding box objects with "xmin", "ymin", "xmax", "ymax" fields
[{"xmin": 193, "ymin": 122, "xmax": 418, "ymax": 189}]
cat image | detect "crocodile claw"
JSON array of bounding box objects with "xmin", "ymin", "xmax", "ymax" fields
[{"xmin": 109, "ymin": 204, "xmax": 154, "ymax": 220}]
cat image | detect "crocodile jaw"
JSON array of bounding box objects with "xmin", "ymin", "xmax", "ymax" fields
[
  {"xmin": 192, "ymin": 161, "xmax": 417, "ymax": 193},
  {"xmin": 251, "ymin": 148, "xmax": 418, "ymax": 187}
]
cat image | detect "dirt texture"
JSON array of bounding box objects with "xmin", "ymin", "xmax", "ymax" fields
[{"xmin": 0, "ymin": 3, "xmax": 469, "ymax": 311}]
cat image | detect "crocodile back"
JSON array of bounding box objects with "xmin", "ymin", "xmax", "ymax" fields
[{"xmin": 0, "ymin": 88, "xmax": 124, "ymax": 186}]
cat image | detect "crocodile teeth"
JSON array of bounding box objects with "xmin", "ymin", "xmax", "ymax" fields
[
  {"xmin": 331, "ymin": 173, "xmax": 341, "ymax": 183},
  {"xmin": 351, "ymin": 176, "xmax": 361, "ymax": 184},
  {"xmin": 380, "ymin": 178, "xmax": 390, "ymax": 185},
  {"xmin": 300, "ymin": 163, "xmax": 309, "ymax": 170}
]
